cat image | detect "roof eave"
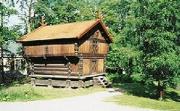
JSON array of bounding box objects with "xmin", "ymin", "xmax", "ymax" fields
[
  {"xmin": 99, "ymin": 20, "xmax": 113, "ymax": 43},
  {"xmin": 16, "ymin": 37, "xmax": 78, "ymax": 43}
]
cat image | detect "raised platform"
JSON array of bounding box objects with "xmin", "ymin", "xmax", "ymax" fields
[{"xmin": 30, "ymin": 73, "xmax": 106, "ymax": 88}]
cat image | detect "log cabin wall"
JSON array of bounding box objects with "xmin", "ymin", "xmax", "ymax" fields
[
  {"xmin": 22, "ymin": 22, "xmax": 111, "ymax": 78},
  {"xmin": 24, "ymin": 44, "xmax": 76, "ymax": 57},
  {"xmin": 24, "ymin": 29, "xmax": 109, "ymax": 77},
  {"xmin": 23, "ymin": 28, "xmax": 109, "ymax": 57},
  {"xmin": 31, "ymin": 57, "xmax": 80, "ymax": 76}
]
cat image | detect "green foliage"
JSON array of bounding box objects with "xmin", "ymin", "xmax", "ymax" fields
[
  {"xmin": 0, "ymin": 26, "xmax": 21, "ymax": 45},
  {"xmin": 145, "ymin": 52, "xmax": 180, "ymax": 88},
  {"xmin": 106, "ymin": 46, "xmax": 143, "ymax": 82},
  {"xmin": 33, "ymin": 0, "xmax": 100, "ymax": 28},
  {"xmin": 100, "ymin": 0, "xmax": 131, "ymax": 32},
  {"xmin": 0, "ymin": 3, "xmax": 20, "ymax": 46},
  {"xmin": 105, "ymin": 0, "xmax": 179, "ymax": 94}
]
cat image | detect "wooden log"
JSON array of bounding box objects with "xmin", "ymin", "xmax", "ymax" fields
[
  {"xmin": 52, "ymin": 80, "xmax": 67, "ymax": 87},
  {"xmin": 34, "ymin": 64, "xmax": 65, "ymax": 67},
  {"xmin": 30, "ymin": 73, "xmax": 105, "ymax": 79},
  {"xmin": 34, "ymin": 67, "xmax": 68, "ymax": 71},
  {"xmin": 35, "ymin": 79, "xmax": 49, "ymax": 86},
  {"xmin": 34, "ymin": 70, "xmax": 69, "ymax": 75}
]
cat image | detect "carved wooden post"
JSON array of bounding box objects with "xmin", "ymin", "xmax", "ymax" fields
[
  {"xmin": 78, "ymin": 54, "xmax": 83, "ymax": 78},
  {"xmin": 74, "ymin": 43, "xmax": 79, "ymax": 56}
]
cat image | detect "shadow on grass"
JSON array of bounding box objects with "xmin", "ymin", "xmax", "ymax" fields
[
  {"xmin": 165, "ymin": 91, "xmax": 180, "ymax": 102},
  {"xmin": 0, "ymin": 71, "xmax": 29, "ymax": 89},
  {"xmin": 113, "ymin": 83, "xmax": 180, "ymax": 102}
]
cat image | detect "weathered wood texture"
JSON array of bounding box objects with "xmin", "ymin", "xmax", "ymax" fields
[
  {"xmin": 31, "ymin": 78, "xmax": 94, "ymax": 88},
  {"xmin": 24, "ymin": 44, "xmax": 75, "ymax": 57},
  {"xmin": 24, "ymin": 30, "xmax": 109, "ymax": 58},
  {"xmin": 82, "ymin": 59, "xmax": 104, "ymax": 75},
  {"xmin": 31, "ymin": 58, "xmax": 104, "ymax": 77},
  {"xmin": 23, "ymin": 27, "xmax": 110, "ymax": 79}
]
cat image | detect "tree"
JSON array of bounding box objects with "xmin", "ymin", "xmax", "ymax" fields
[
  {"xmin": 0, "ymin": 1, "xmax": 20, "ymax": 83},
  {"xmin": 0, "ymin": 1, "xmax": 17, "ymax": 43},
  {"xmin": 100, "ymin": 0, "xmax": 131, "ymax": 33},
  {"xmin": 18, "ymin": 0, "xmax": 36, "ymax": 33},
  {"xmin": 106, "ymin": 46, "xmax": 142, "ymax": 82},
  {"xmin": 120, "ymin": 0, "xmax": 180, "ymax": 99},
  {"xmin": 33, "ymin": 0, "xmax": 103, "ymax": 27}
]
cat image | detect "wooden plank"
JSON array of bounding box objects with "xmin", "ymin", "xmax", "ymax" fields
[
  {"xmin": 82, "ymin": 59, "xmax": 90, "ymax": 75},
  {"xmin": 98, "ymin": 43, "xmax": 109, "ymax": 54},
  {"xmin": 24, "ymin": 44, "xmax": 76, "ymax": 57},
  {"xmin": 97, "ymin": 59, "xmax": 104, "ymax": 73},
  {"xmin": 30, "ymin": 73, "xmax": 105, "ymax": 79},
  {"xmin": 79, "ymin": 41, "xmax": 91, "ymax": 54}
]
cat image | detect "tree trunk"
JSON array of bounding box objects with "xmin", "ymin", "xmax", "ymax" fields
[
  {"xmin": 26, "ymin": 20, "xmax": 31, "ymax": 33},
  {"xmin": 0, "ymin": 46, "xmax": 5, "ymax": 83},
  {"xmin": 157, "ymin": 80, "xmax": 164, "ymax": 100}
]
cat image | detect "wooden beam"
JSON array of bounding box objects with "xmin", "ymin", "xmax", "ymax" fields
[{"xmin": 30, "ymin": 73, "xmax": 106, "ymax": 79}]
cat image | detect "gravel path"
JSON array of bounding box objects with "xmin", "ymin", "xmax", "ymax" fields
[{"xmin": 0, "ymin": 90, "xmax": 160, "ymax": 111}]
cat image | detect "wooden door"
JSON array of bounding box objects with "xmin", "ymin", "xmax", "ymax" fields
[{"xmin": 90, "ymin": 59, "xmax": 97, "ymax": 74}]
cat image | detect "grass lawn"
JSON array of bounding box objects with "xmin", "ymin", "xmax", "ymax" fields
[
  {"xmin": 108, "ymin": 83, "xmax": 180, "ymax": 111},
  {"xmin": 0, "ymin": 84, "xmax": 105, "ymax": 102}
]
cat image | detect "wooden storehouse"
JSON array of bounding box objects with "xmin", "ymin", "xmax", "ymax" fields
[{"xmin": 17, "ymin": 19, "xmax": 112, "ymax": 88}]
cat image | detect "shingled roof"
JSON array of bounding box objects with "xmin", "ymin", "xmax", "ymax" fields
[{"xmin": 18, "ymin": 19, "xmax": 112, "ymax": 43}]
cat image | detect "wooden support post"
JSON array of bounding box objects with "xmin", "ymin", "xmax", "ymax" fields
[
  {"xmin": 78, "ymin": 80, "xmax": 84, "ymax": 88},
  {"xmin": 78, "ymin": 54, "xmax": 83, "ymax": 78},
  {"xmin": 31, "ymin": 78, "xmax": 36, "ymax": 87},
  {"xmin": 48, "ymin": 78, "xmax": 52, "ymax": 88},
  {"xmin": 66, "ymin": 80, "xmax": 71, "ymax": 88}
]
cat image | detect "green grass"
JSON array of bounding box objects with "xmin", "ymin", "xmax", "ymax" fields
[
  {"xmin": 107, "ymin": 83, "xmax": 180, "ymax": 111},
  {"xmin": 0, "ymin": 84, "xmax": 105, "ymax": 102},
  {"xmin": 109, "ymin": 95, "xmax": 180, "ymax": 111}
]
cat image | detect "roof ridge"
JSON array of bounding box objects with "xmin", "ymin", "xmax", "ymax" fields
[
  {"xmin": 17, "ymin": 19, "xmax": 112, "ymax": 43},
  {"xmin": 46, "ymin": 19, "xmax": 98, "ymax": 27}
]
